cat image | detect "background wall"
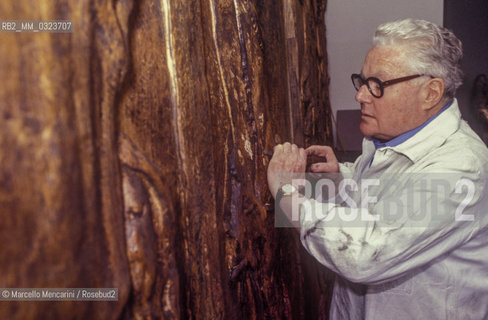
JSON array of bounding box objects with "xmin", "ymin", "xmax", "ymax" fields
[
  {"xmin": 325, "ymin": 0, "xmax": 444, "ymax": 145},
  {"xmin": 444, "ymin": 0, "xmax": 488, "ymax": 140}
]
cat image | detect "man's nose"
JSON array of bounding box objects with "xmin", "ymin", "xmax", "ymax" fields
[{"xmin": 355, "ymin": 83, "xmax": 373, "ymax": 103}]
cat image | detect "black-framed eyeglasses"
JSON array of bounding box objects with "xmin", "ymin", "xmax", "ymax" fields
[{"xmin": 351, "ymin": 73, "xmax": 423, "ymax": 98}]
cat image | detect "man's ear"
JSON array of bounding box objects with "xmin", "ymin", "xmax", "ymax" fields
[{"xmin": 421, "ymin": 78, "xmax": 445, "ymax": 111}]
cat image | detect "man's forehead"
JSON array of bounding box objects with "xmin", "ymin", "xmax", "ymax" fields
[{"xmin": 362, "ymin": 45, "xmax": 408, "ymax": 77}]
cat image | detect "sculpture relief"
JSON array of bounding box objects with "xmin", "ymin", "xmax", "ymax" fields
[{"xmin": 0, "ymin": 0, "xmax": 333, "ymax": 318}]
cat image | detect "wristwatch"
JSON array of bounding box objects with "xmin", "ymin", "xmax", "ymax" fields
[{"xmin": 275, "ymin": 183, "xmax": 298, "ymax": 204}]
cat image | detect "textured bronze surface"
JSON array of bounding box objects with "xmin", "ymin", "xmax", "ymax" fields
[{"xmin": 0, "ymin": 0, "xmax": 333, "ymax": 319}]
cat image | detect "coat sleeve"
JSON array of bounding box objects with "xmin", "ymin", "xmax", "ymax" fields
[{"xmin": 299, "ymin": 163, "xmax": 488, "ymax": 285}]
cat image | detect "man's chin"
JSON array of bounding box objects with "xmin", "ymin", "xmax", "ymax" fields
[
  {"xmin": 359, "ymin": 128, "xmax": 390, "ymax": 142},
  {"xmin": 359, "ymin": 124, "xmax": 374, "ymax": 138}
]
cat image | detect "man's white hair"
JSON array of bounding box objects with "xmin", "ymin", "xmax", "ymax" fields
[{"xmin": 373, "ymin": 18, "xmax": 463, "ymax": 100}]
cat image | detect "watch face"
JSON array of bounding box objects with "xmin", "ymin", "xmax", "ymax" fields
[{"xmin": 281, "ymin": 184, "xmax": 297, "ymax": 194}]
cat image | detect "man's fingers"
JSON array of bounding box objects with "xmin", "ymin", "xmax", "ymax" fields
[
  {"xmin": 291, "ymin": 144, "xmax": 298, "ymax": 153},
  {"xmin": 305, "ymin": 145, "xmax": 326, "ymax": 155},
  {"xmin": 273, "ymin": 144, "xmax": 283, "ymax": 153},
  {"xmin": 283, "ymin": 142, "xmax": 292, "ymax": 153},
  {"xmin": 306, "ymin": 145, "xmax": 337, "ymax": 163},
  {"xmin": 305, "ymin": 145, "xmax": 332, "ymax": 157},
  {"xmin": 309, "ymin": 162, "xmax": 339, "ymax": 173}
]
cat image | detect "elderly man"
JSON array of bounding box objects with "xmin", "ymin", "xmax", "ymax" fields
[{"xmin": 268, "ymin": 19, "xmax": 488, "ymax": 319}]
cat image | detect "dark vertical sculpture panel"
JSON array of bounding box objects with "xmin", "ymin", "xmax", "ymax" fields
[
  {"xmin": 0, "ymin": 0, "xmax": 333, "ymax": 319},
  {"xmin": 0, "ymin": 1, "xmax": 132, "ymax": 319}
]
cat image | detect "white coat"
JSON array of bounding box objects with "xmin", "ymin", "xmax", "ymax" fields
[{"xmin": 299, "ymin": 99, "xmax": 488, "ymax": 319}]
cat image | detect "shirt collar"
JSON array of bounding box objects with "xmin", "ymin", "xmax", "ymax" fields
[{"xmin": 372, "ymin": 99, "xmax": 454, "ymax": 150}]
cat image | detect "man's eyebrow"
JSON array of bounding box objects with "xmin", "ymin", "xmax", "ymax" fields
[{"xmin": 363, "ymin": 71, "xmax": 388, "ymax": 80}]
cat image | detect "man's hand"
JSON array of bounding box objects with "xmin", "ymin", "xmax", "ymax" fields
[
  {"xmin": 267, "ymin": 142, "xmax": 306, "ymax": 198},
  {"xmin": 305, "ymin": 145, "xmax": 339, "ymax": 173}
]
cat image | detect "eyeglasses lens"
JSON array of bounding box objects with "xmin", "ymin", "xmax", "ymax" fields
[
  {"xmin": 352, "ymin": 76, "xmax": 363, "ymax": 91},
  {"xmin": 367, "ymin": 79, "xmax": 382, "ymax": 97},
  {"xmin": 352, "ymin": 75, "xmax": 382, "ymax": 98}
]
